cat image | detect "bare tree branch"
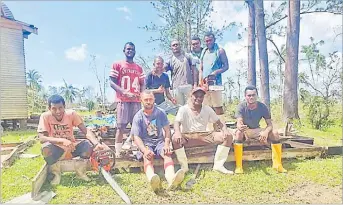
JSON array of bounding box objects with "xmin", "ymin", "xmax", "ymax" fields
[{"xmin": 267, "ymin": 38, "xmax": 286, "ymax": 63}]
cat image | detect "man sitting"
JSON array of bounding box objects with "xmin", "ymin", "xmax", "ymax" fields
[
  {"xmin": 172, "ymin": 87, "xmax": 234, "ymax": 174},
  {"xmin": 38, "ymin": 95, "xmax": 108, "ymax": 185},
  {"xmin": 130, "ymin": 91, "xmax": 185, "ymax": 192},
  {"xmin": 233, "ymin": 85, "xmax": 287, "ymax": 174}
]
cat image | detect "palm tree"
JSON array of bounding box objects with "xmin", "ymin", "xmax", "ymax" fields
[
  {"xmin": 26, "ymin": 69, "xmax": 42, "ymax": 91},
  {"xmin": 60, "ymin": 79, "xmax": 79, "ymax": 105}
]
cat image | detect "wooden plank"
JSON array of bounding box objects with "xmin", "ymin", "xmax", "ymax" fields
[
  {"xmin": 1, "ymin": 139, "xmax": 36, "ymax": 167},
  {"xmin": 31, "ymin": 162, "xmax": 48, "ymax": 199},
  {"xmin": 1, "ymin": 147, "xmax": 15, "ymax": 155},
  {"xmin": 114, "ymin": 144, "xmax": 323, "ymax": 169},
  {"xmin": 0, "ymin": 142, "xmax": 23, "ymax": 148}
]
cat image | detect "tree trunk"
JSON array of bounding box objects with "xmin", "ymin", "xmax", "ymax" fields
[
  {"xmin": 247, "ymin": 0, "xmax": 256, "ymax": 86},
  {"xmin": 255, "ymin": 0, "xmax": 270, "ymax": 109},
  {"xmin": 283, "ymin": 0, "xmax": 300, "ymax": 120}
]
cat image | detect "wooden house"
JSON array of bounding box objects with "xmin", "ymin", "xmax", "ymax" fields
[{"xmin": 0, "ymin": 3, "xmax": 38, "ymax": 128}]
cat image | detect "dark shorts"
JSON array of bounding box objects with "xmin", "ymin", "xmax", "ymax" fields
[
  {"xmin": 41, "ymin": 140, "xmax": 93, "ymax": 165},
  {"xmin": 135, "ymin": 140, "xmax": 165, "ymax": 161},
  {"xmin": 116, "ymin": 102, "xmax": 141, "ymax": 129}
]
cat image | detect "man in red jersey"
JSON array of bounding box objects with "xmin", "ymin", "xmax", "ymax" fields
[{"xmin": 109, "ymin": 42, "xmax": 145, "ymax": 157}]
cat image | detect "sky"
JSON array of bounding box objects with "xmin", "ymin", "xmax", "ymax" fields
[{"xmin": 4, "ymin": 1, "xmax": 342, "ymax": 102}]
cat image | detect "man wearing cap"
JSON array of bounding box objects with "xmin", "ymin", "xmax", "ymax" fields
[{"xmin": 172, "ymin": 87, "xmax": 234, "ymax": 174}]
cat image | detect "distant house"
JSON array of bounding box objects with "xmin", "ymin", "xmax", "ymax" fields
[{"xmin": 0, "ymin": 3, "xmax": 38, "ymax": 127}]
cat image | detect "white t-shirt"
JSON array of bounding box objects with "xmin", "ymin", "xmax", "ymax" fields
[{"xmin": 175, "ymin": 104, "xmax": 219, "ymax": 133}]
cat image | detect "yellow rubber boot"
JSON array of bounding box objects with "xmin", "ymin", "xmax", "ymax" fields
[
  {"xmin": 271, "ymin": 144, "xmax": 287, "ymax": 173},
  {"xmin": 234, "ymin": 143, "xmax": 244, "ymax": 174}
]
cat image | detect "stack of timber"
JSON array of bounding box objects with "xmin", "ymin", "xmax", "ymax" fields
[{"xmin": 1, "ymin": 138, "xmax": 36, "ymax": 167}]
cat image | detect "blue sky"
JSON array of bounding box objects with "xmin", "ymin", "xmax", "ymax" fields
[
  {"xmin": 5, "ymin": 1, "xmax": 239, "ymax": 102},
  {"xmin": 4, "ymin": 1, "xmax": 342, "ymax": 101}
]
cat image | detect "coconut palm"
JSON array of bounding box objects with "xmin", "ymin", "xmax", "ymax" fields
[
  {"xmin": 26, "ymin": 69, "xmax": 42, "ymax": 91},
  {"xmin": 60, "ymin": 79, "xmax": 79, "ymax": 105}
]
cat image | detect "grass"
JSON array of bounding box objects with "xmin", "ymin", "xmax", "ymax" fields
[
  {"xmin": 0, "ymin": 130, "xmax": 37, "ymax": 143},
  {"xmin": 1, "ymin": 129, "xmax": 342, "ymax": 203}
]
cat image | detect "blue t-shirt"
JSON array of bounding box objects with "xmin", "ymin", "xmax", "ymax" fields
[
  {"xmin": 130, "ymin": 107, "xmax": 169, "ymax": 147},
  {"xmin": 145, "ymin": 72, "xmax": 171, "ymax": 105},
  {"xmin": 200, "ymin": 43, "xmax": 223, "ymax": 85}
]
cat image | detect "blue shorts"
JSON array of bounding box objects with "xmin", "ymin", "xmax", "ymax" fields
[{"xmin": 136, "ymin": 140, "xmax": 165, "ymax": 161}]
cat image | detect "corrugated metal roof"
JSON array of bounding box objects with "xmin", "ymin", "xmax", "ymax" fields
[{"xmin": 1, "ymin": 2, "xmax": 14, "ymax": 20}]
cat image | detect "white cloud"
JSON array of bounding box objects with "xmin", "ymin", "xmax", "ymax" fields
[
  {"xmin": 116, "ymin": 6, "xmax": 131, "ymax": 15},
  {"xmin": 65, "ymin": 44, "xmax": 88, "ymax": 62},
  {"xmin": 117, "ymin": 6, "xmax": 133, "ymax": 21},
  {"xmin": 124, "ymin": 16, "xmax": 132, "ymax": 21}
]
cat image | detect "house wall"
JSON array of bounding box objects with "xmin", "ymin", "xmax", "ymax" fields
[{"xmin": 0, "ymin": 17, "xmax": 28, "ymax": 120}]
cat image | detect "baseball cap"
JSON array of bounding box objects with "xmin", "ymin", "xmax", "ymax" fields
[{"xmin": 191, "ymin": 86, "xmax": 207, "ymax": 95}]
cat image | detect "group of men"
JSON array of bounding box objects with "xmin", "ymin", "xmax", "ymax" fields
[{"xmin": 37, "ymin": 32, "xmax": 287, "ymax": 192}]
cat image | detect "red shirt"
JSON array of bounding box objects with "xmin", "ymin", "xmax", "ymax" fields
[{"xmin": 110, "ymin": 60, "xmax": 145, "ymax": 102}]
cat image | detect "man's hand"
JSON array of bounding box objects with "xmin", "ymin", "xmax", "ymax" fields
[
  {"xmin": 258, "ymin": 131, "xmax": 268, "ymax": 144},
  {"xmin": 123, "ymin": 91, "xmax": 138, "ymax": 98},
  {"xmin": 61, "ymin": 138, "xmax": 75, "ymax": 152},
  {"xmin": 222, "ymin": 130, "xmax": 232, "ymax": 140},
  {"xmin": 156, "ymin": 85, "xmax": 165, "ymax": 94},
  {"xmin": 210, "ymin": 70, "xmax": 219, "ymax": 76},
  {"xmin": 163, "ymin": 144, "xmax": 172, "ymax": 156},
  {"xmin": 93, "ymin": 143, "xmax": 110, "ymax": 151},
  {"xmin": 171, "ymin": 98, "xmax": 177, "ymax": 105},
  {"xmin": 237, "ymin": 123, "xmax": 248, "ymax": 132},
  {"xmin": 144, "ymin": 148, "xmax": 155, "ymax": 161},
  {"xmin": 174, "ymin": 132, "xmax": 184, "ymax": 145}
]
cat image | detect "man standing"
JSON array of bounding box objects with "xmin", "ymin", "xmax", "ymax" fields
[
  {"xmin": 146, "ymin": 56, "xmax": 179, "ymax": 116},
  {"xmin": 190, "ymin": 36, "xmax": 203, "ymax": 63},
  {"xmin": 199, "ymin": 32, "xmax": 229, "ymax": 129},
  {"xmin": 109, "ymin": 42, "xmax": 145, "ymax": 157},
  {"xmin": 233, "ymin": 85, "xmax": 287, "ymax": 174},
  {"xmin": 38, "ymin": 95, "xmax": 108, "ymax": 185},
  {"xmin": 131, "ymin": 91, "xmax": 185, "ymax": 192},
  {"xmin": 172, "ymin": 87, "xmax": 234, "ymax": 174},
  {"xmin": 165, "ymin": 40, "xmax": 197, "ymax": 105}
]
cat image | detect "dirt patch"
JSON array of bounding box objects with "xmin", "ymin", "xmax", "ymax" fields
[{"xmin": 285, "ymin": 181, "xmax": 342, "ymax": 204}]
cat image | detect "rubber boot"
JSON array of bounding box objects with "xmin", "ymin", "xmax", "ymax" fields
[
  {"xmin": 234, "ymin": 143, "xmax": 244, "ymax": 174},
  {"xmin": 174, "ymin": 147, "xmax": 189, "ymax": 172},
  {"xmin": 75, "ymin": 159, "xmax": 91, "ymax": 181},
  {"xmin": 145, "ymin": 163, "xmax": 160, "ymax": 192},
  {"xmin": 213, "ymin": 145, "xmax": 234, "ymax": 174},
  {"xmin": 115, "ymin": 142, "xmax": 123, "ymax": 158},
  {"xmin": 165, "ymin": 163, "xmax": 185, "ymax": 191},
  {"xmin": 122, "ymin": 136, "xmax": 132, "ymax": 150},
  {"xmin": 50, "ymin": 162, "xmax": 61, "ymax": 185},
  {"xmin": 271, "ymin": 143, "xmax": 287, "ymax": 173}
]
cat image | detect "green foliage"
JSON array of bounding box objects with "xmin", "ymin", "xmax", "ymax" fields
[{"xmin": 86, "ymin": 100, "xmax": 96, "ymax": 112}]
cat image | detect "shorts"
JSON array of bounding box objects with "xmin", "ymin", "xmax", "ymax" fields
[
  {"xmin": 116, "ymin": 102, "xmax": 141, "ymax": 129},
  {"xmin": 173, "ymin": 84, "xmax": 192, "ymax": 105},
  {"xmin": 203, "ymin": 90, "xmax": 223, "ymax": 108},
  {"xmin": 157, "ymin": 101, "xmax": 180, "ymax": 116},
  {"xmin": 41, "ymin": 140, "xmax": 93, "ymax": 165},
  {"xmin": 135, "ymin": 140, "xmax": 165, "ymax": 161},
  {"xmin": 173, "ymin": 131, "xmax": 230, "ymax": 148},
  {"xmin": 233, "ymin": 128, "xmax": 265, "ymax": 140}
]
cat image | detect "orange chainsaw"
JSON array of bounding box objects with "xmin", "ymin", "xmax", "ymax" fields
[{"xmin": 90, "ymin": 142, "xmax": 131, "ymax": 204}]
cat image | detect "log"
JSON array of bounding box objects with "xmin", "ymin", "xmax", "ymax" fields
[
  {"xmin": 1, "ymin": 138, "xmax": 36, "ymax": 167},
  {"xmin": 31, "ymin": 162, "xmax": 48, "ymax": 199}
]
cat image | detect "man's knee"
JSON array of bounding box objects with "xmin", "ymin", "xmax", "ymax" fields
[
  {"xmin": 78, "ymin": 140, "xmax": 93, "ymax": 159},
  {"xmin": 269, "ymin": 129, "xmax": 280, "ymax": 142},
  {"xmin": 235, "ymin": 130, "xmax": 244, "ymax": 142},
  {"xmin": 41, "ymin": 143, "xmax": 63, "ymax": 165}
]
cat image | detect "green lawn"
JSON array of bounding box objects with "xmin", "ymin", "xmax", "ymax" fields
[{"xmin": 1, "ymin": 128, "xmax": 342, "ymax": 204}]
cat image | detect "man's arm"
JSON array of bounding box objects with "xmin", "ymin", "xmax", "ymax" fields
[
  {"xmin": 192, "ymin": 65, "xmax": 199, "ymax": 87},
  {"xmin": 163, "ymin": 125, "xmax": 172, "ymax": 145},
  {"xmin": 109, "ymin": 76, "xmax": 126, "ymax": 94},
  {"xmin": 264, "ymin": 119, "xmax": 273, "ymax": 133},
  {"xmin": 132, "ymin": 135, "xmax": 147, "ymax": 153},
  {"xmin": 78, "ymin": 123, "xmax": 101, "ymax": 146},
  {"xmin": 212, "ymin": 48, "xmax": 229, "ymax": 75},
  {"xmin": 38, "ymin": 132, "xmax": 66, "ymax": 144},
  {"xmin": 165, "ymin": 88, "xmax": 175, "ymax": 102}
]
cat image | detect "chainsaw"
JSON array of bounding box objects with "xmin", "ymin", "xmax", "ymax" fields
[
  {"xmin": 202, "ymin": 75, "xmax": 225, "ymax": 91},
  {"xmin": 90, "ymin": 145, "xmax": 131, "ymax": 204}
]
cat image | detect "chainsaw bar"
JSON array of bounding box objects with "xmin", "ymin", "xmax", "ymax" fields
[{"xmin": 100, "ymin": 167, "xmax": 131, "ymax": 204}]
